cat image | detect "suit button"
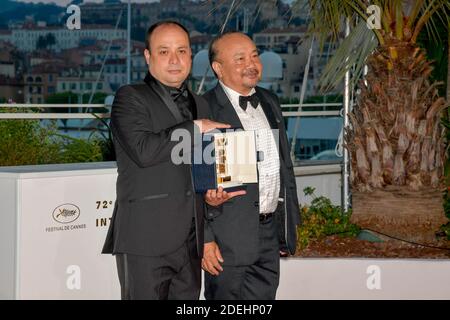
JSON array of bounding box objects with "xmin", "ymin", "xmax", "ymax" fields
[
  {"xmin": 186, "ymin": 190, "xmax": 192, "ymax": 196},
  {"xmin": 254, "ymin": 201, "xmax": 259, "ymax": 207}
]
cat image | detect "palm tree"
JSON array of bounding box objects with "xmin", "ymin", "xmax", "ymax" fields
[{"xmin": 306, "ymin": 0, "xmax": 449, "ymax": 242}]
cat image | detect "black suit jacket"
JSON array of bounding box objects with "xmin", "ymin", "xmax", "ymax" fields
[
  {"xmin": 102, "ymin": 74, "xmax": 210, "ymax": 257},
  {"xmin": 202, "ymin": 84, "xmax": 301, "ymax": 266}
]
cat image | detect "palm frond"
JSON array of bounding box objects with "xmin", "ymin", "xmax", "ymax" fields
[
  {"xmin": 406, "ymin": 0, "xmax": 426, "ymax": 31},
  {"xmin": 422, "ymin": 1, "xmax": 449, "ymax": 44},
  {"xmin": 308, "ymin": 0, "xmax": 354, "ymax": 50},
  {"xmin": 395, "ymin": 0, "xmax": 404, "ymax": 40},
  {"xmin": 309, "ymin": 0, "xmax": 386, "ymax": 48},
  {"xmin": 317, "ymin": 20, "xmax": 378, "ymax": 93},
  {"xmin": 412, "ymin": 0, "xmax": 450, "ymax": 43}
]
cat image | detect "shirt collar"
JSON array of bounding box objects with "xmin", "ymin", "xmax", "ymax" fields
[{"xmin": 219, "ymin": 81, "xmax": 256, "ymax": 110}]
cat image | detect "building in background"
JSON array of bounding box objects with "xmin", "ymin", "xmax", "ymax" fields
[
  {"xmin": 0, "ymin": 0, "xmax": 330, "ymax": 102},
  {"xmin": 11, "ymin": 23, "xmax": 126, "ymax": 52},
  {"xmin": 56, "ymin": 64, "xmax": 113, "ymax": 101},
  {"xmin": 0, "ymin": 76, "xmax": 23, "ymax": 103},
  {"xmin": 24, "ymin": 62, "xmax": 62, "ymax": 104}
]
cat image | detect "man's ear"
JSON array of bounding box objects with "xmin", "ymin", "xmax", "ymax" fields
[
  {"xmin": 211, "ymin": 61, "xmax": 222, "ymax": 79},
  {"xmin": 144, "ymin": 49, "xmax": 151, "ymax": 66}
]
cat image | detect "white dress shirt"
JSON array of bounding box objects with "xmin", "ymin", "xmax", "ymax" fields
[{"xmin": 220, "ymin": 81, "xmax": 280, "ymax": 214}]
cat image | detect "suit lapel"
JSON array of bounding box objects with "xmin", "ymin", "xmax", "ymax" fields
[
  {"xmin": 213, "ymin": 85, "xmax": 243, "ymax": 129},
  {"xmin": 255, "ymin": 87, "xmax": 290, "ymax": 166},
  {"xmin": 256, "ymin": 87, "xmax": 290, "ymax": 170},
  {"xmin": 255, "ymin": 88, "xmax": 281, "ymax": 130},
  {"xmin": 192, "ymin": 94, "xmax": 207, "ymax": 119},
  {"xmin": 144, "ymin": 73, "xmax": 184, "ymax": 124}
]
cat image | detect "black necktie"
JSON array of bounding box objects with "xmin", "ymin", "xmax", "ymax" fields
[{"xmin": 239, "ymin": 93, "xmax": 259, "ymax": 111}]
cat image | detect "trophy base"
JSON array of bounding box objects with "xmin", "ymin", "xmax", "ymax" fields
[{"xmin": 219, "ymin": 181, "xmax": 249, "ymax": 192}]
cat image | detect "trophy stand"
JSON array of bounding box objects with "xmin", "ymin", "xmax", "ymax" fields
[{"xmin": 215, "ymin": 137, "xmax": 231, "ymax": 185}]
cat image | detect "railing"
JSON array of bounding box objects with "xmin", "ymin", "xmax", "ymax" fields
[
  {"xmin": 0, "ymin": 102, "xmax": 344, "ymax": 181},
  {"xmin": 0, "ymin": 104, "xmax": 110, "ymax": 119},
  {"xmin": 0, "ymin": 102, "xmax": 344, "ymax": 163},
  {"xmin": 281, "ymin": 103, "xmax": 342, "ymax": 117},
  {"xmin": 0, "ymin": 102, "xmax": 342, "ymax": 119}
]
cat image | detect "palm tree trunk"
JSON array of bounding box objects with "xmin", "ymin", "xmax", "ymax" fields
[
  {"xmin": 347, "ymin": 40, "xmax": 446, "ymax": 191},
  {"xmin": 348, "ymin": 39, "xmax": 447, "ymax": 241}
]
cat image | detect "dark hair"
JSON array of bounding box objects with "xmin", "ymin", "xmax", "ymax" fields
[
  {"xmin": 145, "ymin": 20, "xmax": 190, "ymax": 51},
  {"xmin": 208, "ymin": 31, "xmax": 246, "ymax": 77}
]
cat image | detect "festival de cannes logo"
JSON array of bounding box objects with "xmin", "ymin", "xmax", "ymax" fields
[{"xmin": 52, "ymin": 204, "xmax": 80, "ymax": 224}]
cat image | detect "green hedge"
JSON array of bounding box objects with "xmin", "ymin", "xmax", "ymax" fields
[
  {"xmin": 0, "ymin": 118, "xmax": 104, "ymax": 166},
  {"xmin": 297, "ymin": 187, "xmax": 360, "ymax": 250}
]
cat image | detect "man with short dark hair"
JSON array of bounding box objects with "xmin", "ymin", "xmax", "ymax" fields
[
  {"xmin": 102, "ymin": 21, "xmax": 229, "ymax": 300},
  {"xmin": 202, "ymin": 32, "xmax": 301, "ymax": 300}
]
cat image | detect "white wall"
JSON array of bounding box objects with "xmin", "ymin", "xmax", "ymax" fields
[
  {"xmin": 0, "ymin": 163, "xmax": 120, "ymax": 299},
  {"xmin": 294, "ymin": 164, "xmax": 342, "ymax": 206},
  {"xmin": 0, "ymin": 178, "xmax": 17, "ymax": 299},
  {"xmin": 277, "ymin": 258, "xmax": 450, "ymax": 299}
]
